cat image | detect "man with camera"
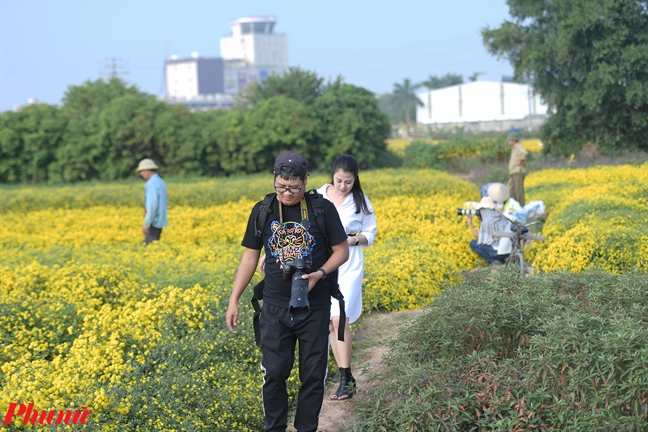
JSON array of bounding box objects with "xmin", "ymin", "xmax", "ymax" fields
[
  {"xmin": 464, "ymin": 183, "xmax": 512, "ymax": 266},
  {"xmin": 226, "ymin": 151, "xmax": 349, "ymax": 432}
]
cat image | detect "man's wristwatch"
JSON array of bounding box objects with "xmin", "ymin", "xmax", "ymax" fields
[
  {"xmin": 354, "ymin": 239, "xmax": 360, "ymax": 246},
  {"xmin": 317, "ymin": 268, "xmax": 327, "ymax": 279}
]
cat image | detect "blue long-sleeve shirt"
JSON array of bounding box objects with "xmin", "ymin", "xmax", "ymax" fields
[{"xmin": 143, "ymin": 173, "xmax": 168, "ymax": 228}]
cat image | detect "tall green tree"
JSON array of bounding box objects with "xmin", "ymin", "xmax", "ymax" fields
[
  {"xmin": 51, "ymin": 77, "xmax": 149, "ymax": 181},
  {"xmin": 377, "ymin": 93, "xmax": 405, "ymax": 125},
  {"xmin": 241, "ymin": 66, "xmax": 325, "ymax": 107},
  {"xmin": 94, "ymin": 96, "xmax": 199, "ymax": 180},
  {"xmin": 245, "ymin": 97, "xmax": 322, "ymax": 174},
  {"xmin": 314, "ymin": 83, "xmax": 391, "ymax": 169},
  {"xmin": 392, "ymin": 78, "xmax": 423, "ymax": 128},
  {"xmin": 482, "ymin": 0, "xmax": 648, "ymax": 154},
  {"xmin": 191, "ymin": 110, "xmax": 228, "ymax": 176},
  {"xmin": 200, "ymin": 109, "xmax": 252, "ymax": 176},
  {"xmin": 0, "ymin": 103, "xmax": 66, "ymax": 183}
]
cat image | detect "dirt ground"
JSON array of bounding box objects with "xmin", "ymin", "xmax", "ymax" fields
[{"xmin": 286, "ymin": 308, "xmax": 425, "ymax": 432}]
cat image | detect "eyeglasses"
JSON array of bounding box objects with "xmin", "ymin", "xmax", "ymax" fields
[{"xmin": 274, "ymin": 184, "xmax": 304, "ymax": 194}]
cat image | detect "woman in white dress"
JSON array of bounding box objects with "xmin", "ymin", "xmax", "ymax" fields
[{"xmin": 318, "ymin": 155, "xmax": 377, "ymax": 400}]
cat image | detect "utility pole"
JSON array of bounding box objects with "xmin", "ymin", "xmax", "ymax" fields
[{"xmin": 100, "ymin": 57, "xmax": 128, "ymax": 79}]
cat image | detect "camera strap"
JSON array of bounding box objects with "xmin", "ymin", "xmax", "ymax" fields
[{"xmin": 278, "ymin": 197, "xmax": 309, "ymax": 225}]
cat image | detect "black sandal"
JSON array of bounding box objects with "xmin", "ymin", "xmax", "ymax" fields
[{"xmin": 330, "ymin": 368, "xmax": 356, "ymax": 400}]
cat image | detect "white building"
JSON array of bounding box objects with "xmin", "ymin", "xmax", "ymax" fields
[
  {"xmin": 165, "ymin": 54, "xmax": 224, "ymax": 99},
  {"xmin": 220, "ymin": 16, "xmax": 288, "ymax": 94},
  {"xmin": 162, "ymin": 54, "xmax": 232, "ymax": 111},
  {"xmin": 416, "ymin": 81, "xmax": 548, "ymax": 131}
]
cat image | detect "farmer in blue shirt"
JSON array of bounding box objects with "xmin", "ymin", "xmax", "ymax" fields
[{"xmin": 137, "ymin": 158, "xmax": 168, "ymax": 244}]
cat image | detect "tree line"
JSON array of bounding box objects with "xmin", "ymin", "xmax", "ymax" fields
[
  {"xmin": 378, "ymin": 0, "xmax": 648, "ymax": 156},
  {"xmin": 482, "ymin": 0, "xmax": 648, "ymax": 156},
  {"xmin": 0, "ymin": 68, "xmax": 390, "ymax": 184}
]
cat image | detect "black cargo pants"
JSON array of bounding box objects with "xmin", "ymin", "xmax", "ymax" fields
[{"xmin": 260, "ymin": 302, "xmax": 330, "ymax": 432}]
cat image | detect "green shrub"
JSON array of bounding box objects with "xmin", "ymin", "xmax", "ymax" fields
[
  {"xmin": 403, "ymin": 136, "xmax": 509, "ymax": 170},
  {"xmin": 353, "ymin": 269, "xmax": 648, "ymax": 431}
]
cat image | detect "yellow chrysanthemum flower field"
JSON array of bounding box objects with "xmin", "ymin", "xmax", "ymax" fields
[
  {"xmin": 525, "ymin": 163, "xmax": 648, "ymax": 273},
  {"xmin": 0, "ymin": 168, "xmax": 476, "ymax": 431},
  {"xmin": 1, "ymin": 164, "xmax": 645, "ymax": 430}
]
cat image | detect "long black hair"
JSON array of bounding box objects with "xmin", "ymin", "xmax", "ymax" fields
[{"xmin": 330, "ymin": 155, "xmax": 372, "ymax": 215}]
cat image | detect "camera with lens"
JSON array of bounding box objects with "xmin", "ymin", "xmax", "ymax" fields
[
  {"xmin": 282, "ymin": 256, "xmax": 311, "ymax": 318},
  {"xmin": 456, "ymin": 208, "xmax": 481, "ymax": 217}
]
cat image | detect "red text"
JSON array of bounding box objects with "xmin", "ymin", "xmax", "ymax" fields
[{"xmin": 3, "ymin": 403, "xmax": 92, "ymax": 426}]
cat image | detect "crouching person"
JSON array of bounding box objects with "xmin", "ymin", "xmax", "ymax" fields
[
  {"xmin": 225, "ymin": 151, "xmax": 349, "ymax": 432},
  {"xmin": 466, "ymin": 183, "xmax": 512, "ymax": 266}
]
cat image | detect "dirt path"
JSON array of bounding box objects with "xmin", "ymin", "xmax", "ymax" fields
[{"xmin": 287, "ymin": 308, "xmax": 425, "ymax": 432}]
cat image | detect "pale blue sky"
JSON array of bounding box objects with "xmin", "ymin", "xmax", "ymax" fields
[{"xmin": 0, "ymin": 0, "xmax": 513, "ymax": 111}]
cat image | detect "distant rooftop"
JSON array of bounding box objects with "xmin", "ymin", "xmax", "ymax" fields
[{"xmin": 230, "ymin": 15, "xmax": 278, "ymax": 34}]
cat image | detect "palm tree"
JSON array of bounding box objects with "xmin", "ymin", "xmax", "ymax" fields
[
  {"xmin": 419, "ymin": 74, "xmax": 466, "ymax": 120},
  {"xmin": 392, "ymin": 78, "xmax": 423, "ymax": 129}
]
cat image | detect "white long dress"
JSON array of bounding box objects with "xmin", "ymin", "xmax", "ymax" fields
[{"xmin": 318, "ymin": 184, "xmax": 377, "ymax": 323}]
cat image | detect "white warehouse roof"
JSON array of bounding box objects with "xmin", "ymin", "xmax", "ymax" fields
[{"xmin": 416, "ymin": 81, "xmax": 547, "ymax": 125}]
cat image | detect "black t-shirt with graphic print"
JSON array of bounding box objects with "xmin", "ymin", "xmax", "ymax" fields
[{"xmin": 241, "ymin": 194, "xmax": 347, "ymax": 310}]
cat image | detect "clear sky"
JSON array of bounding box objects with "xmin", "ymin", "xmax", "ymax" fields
[{"xmin": 0, "ymin": 0, "xmax": 513, "ymax": 112}]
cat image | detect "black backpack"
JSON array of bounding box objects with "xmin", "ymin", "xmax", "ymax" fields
[{"xmin": 251, "ymin": 190, "xmax": 346, "ymax": 346}]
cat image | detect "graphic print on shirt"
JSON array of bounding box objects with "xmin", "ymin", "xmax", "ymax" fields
[{"xmin": 267, "ymin": 220, "xmax": 315, "ymax": 266}]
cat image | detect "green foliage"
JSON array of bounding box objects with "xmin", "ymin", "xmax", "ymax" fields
[
  {"xmin": 403, "ymin": 136, "xmax": 509, "ymax": 169},
  {"xmin": 50, "ymin": 78, "xmax": 150, "ymax": 182},
  {"xmin": 100, "ymin": 291, "xmax": 267, "ymax": 431},
  {"xmin": 420, "ymin": 73, "xmax": 464, "ymax": 90},
  {"xmin": 240, "ymin": 66, "xmax": 325, "ymax": 107},
  {"xmin": 482, "ymin": 0, "xmax": 648, "ymax": 155},
  {"xmin": 0, "ymin": 103, "xmax": 66, "ymax": 183},
  {"xmin": 315, "ymin": 84, "xmax": 390, "ymax": 169},
  {"xmin": 95, "ymin": 96, "xmax": 194, "ymax": 180},
  {"xmin": 1, "ymin": 71, "xmax": 390, "ymax": 184},
  {"xmin": 353, "ymin": 270, "xmax": 648, "ymax": 431},
  {"xmin": 246, "ymin": 97, "xmax": 322, "ymax": 173},
  {"xmin": 370, "ymin": 149, "xmax": 404, "ymax": 169},
  {"xmin": 163, "ymin": 106, "xmax": 219, "ymax": 178},
  {"xmin": 402, "ymin": 141, "xmax": 440, "ymax": 168},
  {"xmin": 377, "ymin": 92, "xmax": 417, "ymax": 125},
  {"xmin": 391, "ymin": 78, "xmax": 423, "ymax": 127},
  {"xmin": 468, "ymin": 71, "xmax": 485, "ymax": 82}
]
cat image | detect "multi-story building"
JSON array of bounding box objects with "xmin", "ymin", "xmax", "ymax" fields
[
  {"xmin": 220, "ymin": 16, "xmax": 288, "ymax": 94},
  {"xmin": 161, "ymin": 16, "xmax": 288, "ymax": 110},
  {"xmin": 165, "ymin": 54, "xmax": 224, "ymax": 99},
  {"xmin": 162, "ymin": 54, "xmax": 233, "ymax": 111}
]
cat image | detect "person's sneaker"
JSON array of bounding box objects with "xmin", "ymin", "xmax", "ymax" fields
[{"xmin": 489, "ymin": 260, "xmax": 504, "ymax": 266}]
